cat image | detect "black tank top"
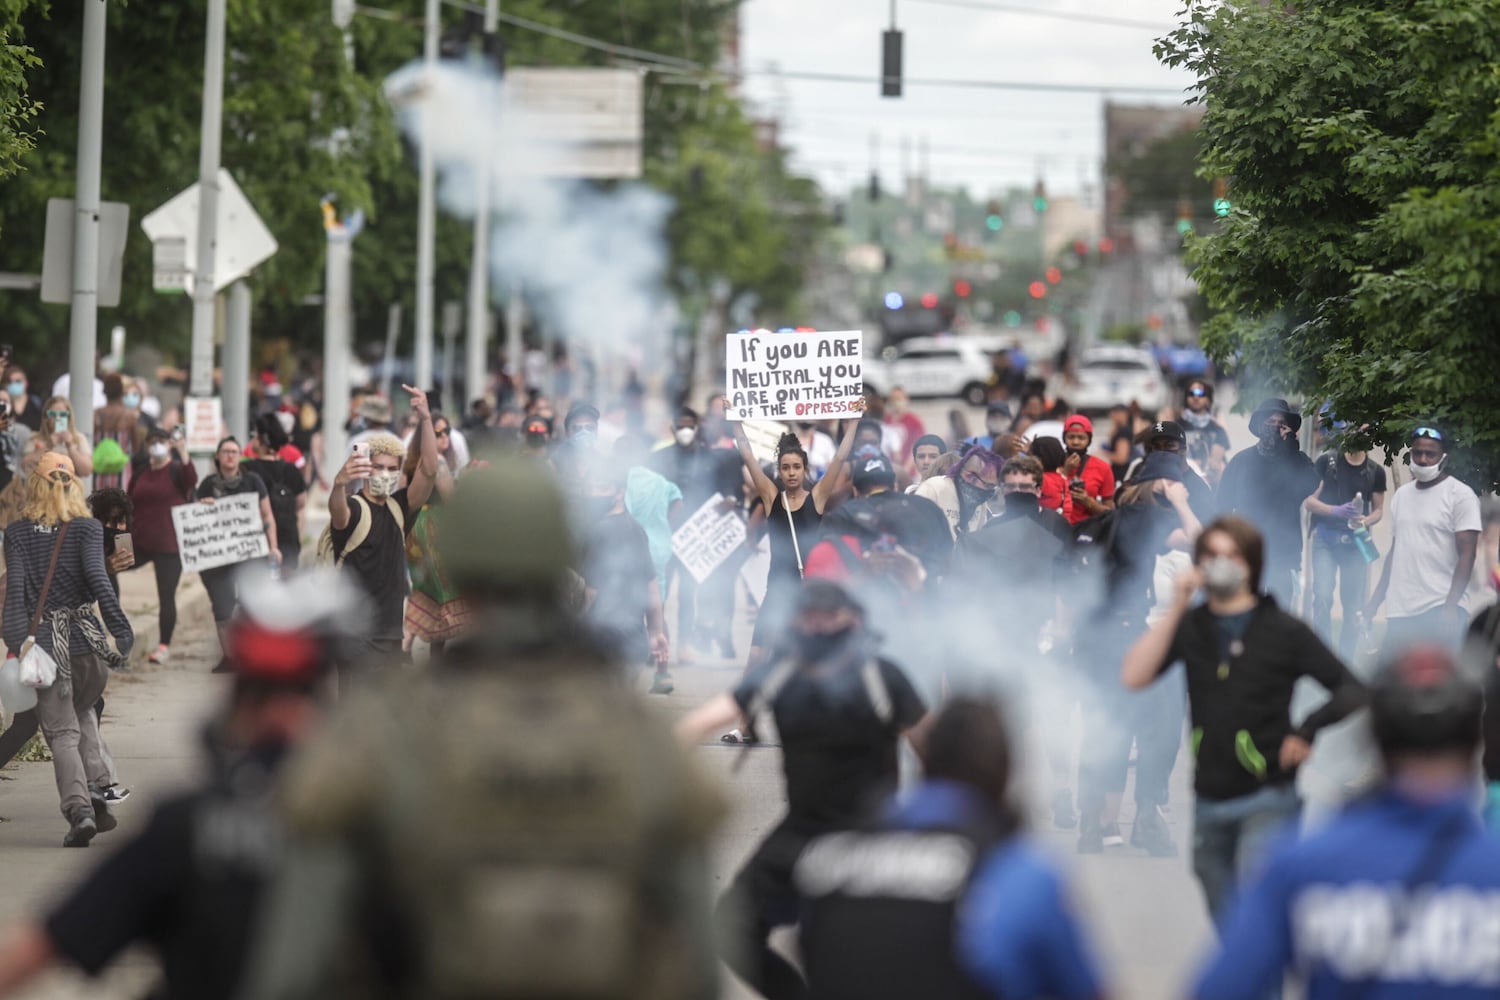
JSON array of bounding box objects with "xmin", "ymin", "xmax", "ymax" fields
[{"xmin": 768, "ymin": 492, "xmax": 822, "ymax": 584}]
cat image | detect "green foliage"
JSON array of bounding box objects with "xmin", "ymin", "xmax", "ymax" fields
[
  {"xmin": 0, "ymin": 0, "xmax": 44, "ymax": 188},
  {"xmin": 0, "ymin": 0, "xmax": 824, "ymax": 374},
  {"xmin": 1160, "ymin": 0, "xmax": 1500, "ymax": 486}
]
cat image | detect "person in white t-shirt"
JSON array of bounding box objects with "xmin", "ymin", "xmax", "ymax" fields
[{"xmin": 1366, "ymin": 425, "xmax": 1481, "ymax": 654}]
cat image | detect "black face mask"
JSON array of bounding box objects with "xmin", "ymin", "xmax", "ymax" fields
[
  {"xmin": 793, "ymin": 625, "xmax": 856, "ymax": 663},
  {"xmin": 1004, "ymin": 492, "xmax": 1041, "ymax": 515},
  {"xmin": 525, "ymin": 430, "xmax": 548, "ymax": 447}
]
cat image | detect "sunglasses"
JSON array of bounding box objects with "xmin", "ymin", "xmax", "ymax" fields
[
  {"xmin": 1187, "ymin": 387, "xmax": 1209, "ymax": 398},
  {"xmin": 45, "ymin": 410, "xmax": 69, "ymax": 419},
  {"xmin": 1413, "ymin": 426, "xmax": 1445, "ymax": 442},
  {"xmin": 434, "ymin": 427, "xmax": 450, "ymax": 437}
]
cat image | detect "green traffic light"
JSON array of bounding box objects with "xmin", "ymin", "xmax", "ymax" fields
[
  {"xmin": 986, "ymin": 214, "xmax": 1003, "ymax": 232},
  {"xmin": 1033, "ymin": 197, "xmax": 1048, "ymax": 213},
  {"xmin": 1004, "ymin": 310, "xmax": 1022, "ymax": 328},
  {"xmin": 1213, "ymin": 197, "xmax": 1231, "ymax": 217},
  {"xmin": 1176, "ymin": 218, "xmax": 1194, "ymax": 236}
]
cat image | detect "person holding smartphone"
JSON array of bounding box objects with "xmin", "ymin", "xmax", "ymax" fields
[
  {"xmin": 124, "ymin": 427, "xmax": 197, "ymax": 665},
  {"xmin": 22, "ymin": 397, "xmax": 93, "ymax": 478}
]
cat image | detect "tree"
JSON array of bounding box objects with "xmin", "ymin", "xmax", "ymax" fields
[
  {"xmin": 1110, "ymin": 127, "xmax": 1214, "ymax": 233},
  {"xmin": 1161, "ymin": 0, "xmax": 1500, "ymax": 485},
  {"xmin": 0, "ymin": 0, "xmax": 399, "ymax": 369},
  {"xmin": 0, "ymin": 0, "xmax": 44, "ymax": 190}
]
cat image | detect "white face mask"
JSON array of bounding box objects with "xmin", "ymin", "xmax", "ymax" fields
[
  {"xmin": 148, "ymin": 442, "xmax": 170, "ymax": 460},
  {"xmin": 1410, "ymin": 455, "xmax": 1445, "ymax": 483},
  {"xmin": 674, "ymin": 427, "xmax": 697, "ymax": 447},
  {"xmin": 1201, "ymin": 556, "xmax": 1249, "ymax": 599},
  {"xmin": 367, "ymin": 470, "xmax": 401, "ymax": 497}
]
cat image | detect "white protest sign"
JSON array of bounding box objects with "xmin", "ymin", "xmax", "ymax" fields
[
  {"xmin": 725, "ymin": 330, "xmax": 865, "ymax": 422},
  {"xmin": 183, "ymin": 396, "xmax": 223, "ymax": 455},
  {"xmin": 172, "ymin": 494, "xmax": 270, "ymax": 573},
  {"xmin": 671, "ymin": 494, "xmax": 747, "ymax": 584}
]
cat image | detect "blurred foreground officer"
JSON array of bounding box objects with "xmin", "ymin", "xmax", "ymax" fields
[
  {"xmin": 0, "ymin": 570, "xmax": 359, "ymax": 998},
  {"xmin": 1193, "ymin": 645, "xmax": 1500, "ymax": 1000},
  {"xmin": 243, "ymin": 458, "xmax": 724, "ymax": 1000},
  {"xmin": 676, "ymin": 581, "xmax": 929, "ymax": 1000},
  {"xmin": 795, "ymin": 697, "xmax": 1110, "ymax": 1000}
]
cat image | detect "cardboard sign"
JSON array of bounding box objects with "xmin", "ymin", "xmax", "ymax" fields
[
  {"xmin": 725, "ymin": 330, "xmax": 865, "ymax": 421},
  {"xmin": 671, "ymin": 494, "xmax": 747, "ymax": 584},
  {"xmin": 183, "ymin": 396, "xmax": 224, "ymax": 455},
  {"xmin": 172, "ymin": 494, "xmax": 269, "ymax": 573}
]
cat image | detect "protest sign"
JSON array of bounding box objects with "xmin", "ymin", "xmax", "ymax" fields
[
  {"xmin": 671, "ymin": 494, "xmax": 747, "ymax": 584},
  {"xmin": 183, "ymin": 396, "xmax": 224, "ymax": 454},
  {"xmin": 172, "ymin": 494, "xmax": 270, "ymax": 573},
  {"xmin": 725, "ymin": 329, "xmax": 865, "ymax": 421}
]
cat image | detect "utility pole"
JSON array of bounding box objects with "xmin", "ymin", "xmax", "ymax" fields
[
  {"xmin": 464, "ymin": 0, "xmax": 500, "ymax": 412},
  {"xmin": 414, "ymin": 0, "xmax": 440, "ymax": 393},
  {"xmin": 224, "ymin": 281, "xmax": 251, "ymax": 442},
  {"xmin": 189, "ymin": 0, "xmax": 227, "ymax": 399},
  {"xmin": 321, "ymin": 199, "xmax": 360, "ymax": 474},
  {"xmin": 68, "ymin": 0, "xmax": 106, "ymax": 458}
]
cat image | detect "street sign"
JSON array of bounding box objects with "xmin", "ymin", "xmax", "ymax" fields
[
  {"xmin": 183, "ymin": 395, "xmax": 224, "ymax": 454},
  {"xmin": 503, "ymin": 69, "xmax": 644, "ymax": 179},
  {"xmin": 153, "ymin": 236, "xmax": 189, "ymax": 293},
  {"xmin": 141, "ymin": 169, "xmax": 278, "ymax": 294},
  {"xmin": 39, "ymin": 199, "xmax": 131, "ymax": 306}
]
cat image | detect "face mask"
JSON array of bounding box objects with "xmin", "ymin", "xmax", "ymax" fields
[
  {"xmin": 1004, "ymin": 491, "xmax": 1040, "ymax": 514},
  {"xmin": 1201, "ymin": 556, "xmax": 1249, "ymax": 599},
  {"xmin": 1256, "ymin": 428, "xmax": 1285, "ymax": 455},
  {"xmin": 986, "ymin": 419, "xmax": 1007, "ymax": 436},
  {"xmin": 1182, "ymin": 409, "xmax": 1212, "ymax": 429},
  {"xmin": 148, "ymin": 442, "xmax": 170, "ymax": 460},
  {"xmin": 572, "ymin": 428, "xmax": 596, "ymax": 448},
  {"xmin": 674, "ymin": 427, "xmax": 697, "ymax": 447},
  {"xmin": 525, "ymin": 430, "xmax": 548, "ymax": 447},
  {"xmin": 1410, "ymin": 455, "xmax": 1445, "ymax": 483},
  {"xmin": 957, "ymin": 478, "xmax": 996, "ymax": 508},
  {"xmin": 793, "ymin": 625, "xmax": 855, "ymax": 662},
  {"xmin": 366, "ymin": 471, "xmax": 401, "ymax": 497},
  {"xmin": 123, "ymin": 392, "xmax": 141, "ymax": 409},
  {"xmin": 6, "ymin": 382, "xmax": 23, "ymax": 397}
]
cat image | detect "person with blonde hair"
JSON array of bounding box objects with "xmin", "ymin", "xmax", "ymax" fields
[
  {"xmin": 21, "ymin": 396, "xmax": 93, "ymax": 478},
  {"xmin": 3, "ymin": 452, "xmax": 132, "ymax": 847}
]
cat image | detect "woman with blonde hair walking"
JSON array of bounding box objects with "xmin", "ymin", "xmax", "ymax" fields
[{"xmin": 3, "ymin": 452, "xmax": 132, "ymax": 846}]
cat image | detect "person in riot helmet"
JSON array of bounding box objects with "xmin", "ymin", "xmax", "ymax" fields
[
  {"xmin": 795, "ymin": 696, "xmax": 1110, "ymax": 1000},
  {"xmin": 677, "ymin": 580, "xmax": 929, "ymax": 1000},
  {"xmin": 1191, "ymin": 645, "xmax": 1500, "ymax": 1000},
  {"xmin": 0, "ymin": 571, "xmax": 362, "ymax": 998},
  {"xmin": 242, "ymin": 458, "xmax": 723, "ymax": 1000}
]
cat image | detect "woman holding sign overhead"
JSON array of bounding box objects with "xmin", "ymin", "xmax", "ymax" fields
[
  {"xmin": 196, "ymin": 437, "xmax": 279, "ymax": 674},
  {"xmin": 727, "ymin": 420, "xmax": 856, "ymax": 736}
]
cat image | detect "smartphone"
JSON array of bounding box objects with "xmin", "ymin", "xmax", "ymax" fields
[
  {"xmin": 54, "ymin": 413, "xmax": 69, "ymax": 433},
  {"xmin": 0, "ymin": 395, "xmax": 11, "ymax": 419},
  {"xmin": 115, "ymin": 532, "xmax": 134, "ymax": 561},
  {"xmin": 351, "ymin": 442, "xmax": 370, "ymax": 461}
]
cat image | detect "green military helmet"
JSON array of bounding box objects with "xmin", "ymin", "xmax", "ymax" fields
[{"xmin": 436, "ymin": 457, "xmax": 579, "ymax": 595}]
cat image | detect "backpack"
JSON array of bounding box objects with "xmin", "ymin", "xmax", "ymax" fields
[
  {"xmin": 92, "ymin": 438, "xmax": 128, "ymax": 475},
  {"xmin": 314, "ymin": 494, "xmax": 404, "ymax": 567},
  {"xmin": 255, "ymin": 463, "xmax": 300, "ymax": 540}
]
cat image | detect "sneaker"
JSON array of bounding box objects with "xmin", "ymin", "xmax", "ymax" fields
[
  {"xmin": 100, "ymin": 784, "xmax": 131, "ymax": 803},
  {"xmin": 90, "ymin": 794, "xmax": 118, "ymax": 834},
  {"xmin": 148, "ymin": 644, "xmax": 170, "ymax": 665},
  {"xmin": 1052, "ymin": 789, "xmax": 1077, "ymax": 830},
  {"xmin": 1077, "ymin": 816, "xmax": 1103, "ymax": 854},
  {"xmin": 63, "ymin": 813, "xmax": 97, "ymax": 848},
  {"xmin": 648, "ymin": 673, "xmax": 675, "ymax": 696},
  {"xmin": 1130, "ymin": 805, "xmax": 1178, "ymax": 858},
  {"xmin": 1101, "ymin": 822, "xmax": 1125, "ymax": 848}
]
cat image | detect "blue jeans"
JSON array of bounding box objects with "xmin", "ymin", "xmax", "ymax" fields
[
  {"xmin": 1310, "ymin": 530, "xmax": 1368, "ymax": 660},
  {"xmin": 1192, "ymin": 783, "xmax": 1301, "ymax": 930}
]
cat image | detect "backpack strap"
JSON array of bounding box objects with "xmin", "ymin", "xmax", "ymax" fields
[
  {"xmin": 338, "ymin": 496, "xmax": 375, "ymax": 564},
  {"xmin": 860, "ymin": 660, "xmax": 894, "ymax": 727}
]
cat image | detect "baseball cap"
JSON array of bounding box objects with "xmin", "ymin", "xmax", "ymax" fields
[
  {"xmin": 1135, "ymin": 419, "xmax": 1187, "ymax": 447},
  {"xmin": 1063, "ymin": 415, "xmax": 1094, "ymax": 436},
  {"xmin": 851, "ymin": 452, "xmax": 896, "ymax": 491},
  {"xmin": 35, "ymin": 451, "xmax": 75, "ymax": 482},
  {"xmin": 277, "ymin": 444, "xmax": 307, "ymax": 470}
]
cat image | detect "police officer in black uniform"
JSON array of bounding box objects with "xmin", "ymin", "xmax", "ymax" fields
[
  {"xmin": 676, "ymin": 581, "xmax": 929, "ymax": 1000},
  {"xmin": 0, "ymin": 571, "xmax": 362, "ymax": 998}
]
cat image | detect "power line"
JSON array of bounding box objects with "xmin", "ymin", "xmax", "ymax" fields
[
  {"xmin": 741, "ymin": 66, "xmax": 1184, "ymax": 96},
  {"xmin": 905, "ymin": 0, "xmax": 1171, "ymax": 31},
  {"xmin": 438, "ymin": 0, "xmax": 703, "ymax": 70}
]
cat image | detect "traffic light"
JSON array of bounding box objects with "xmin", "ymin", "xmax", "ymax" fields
[
  {"xmin": 1175, "ymin": 198, "xmax": 1194, "ymax": 237},
  {"xmin": 881, "ymin": 29, "xmax": 903, "ymax": 98},
  {"xmin": 1098, "ymin": 237, "xmax": 1115, "ymax": 255},
  {"xmin": 1045, "ymin": 266, "xmax": 1062, "ymax": 285},
  {"xmin": 920, "ymin": 292, "xmax": 939, "ymax": 309},
  {"xmin": 1072, "ymin": 239, "xmax": 1089, "ymax": 259},
  {"xmin": 1028, "ymin": 281, "xmax": 1047, "ymax": 299},
  {"xmin": 985, "ymin": 199, "xmax": 1003, "ymax": 232},
  {"xmin": 869, "ymin": 171, "xmax": 881, "ymax": 202},
  {"xmin": 1213, "ymin": 176, "xmax": 1231, "ymax": 217},
  {"xmin": 953, "ymin": 279, "xmax": 972, "ymax": 298},
  {"xmin": 1033, "ymin": 180, "xmax": 1048, "ymax": 214},
  {"xmin": 1004, "ymin": 310, "xmax": 1023, "ymax": 328}
]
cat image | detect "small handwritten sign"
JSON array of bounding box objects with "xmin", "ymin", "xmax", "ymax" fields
[
  {"xmin": 671, "ymin": 494, "xmax": 747, "ymax": 583},
  {"xmin": 172, "ymin": 493, "xmax": 269, "ymax": 573}
]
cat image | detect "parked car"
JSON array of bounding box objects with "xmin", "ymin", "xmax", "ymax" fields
[
  {"xmin": 864, "ymin": 336, "xmax": 997, "ymax": 406},
  {"xmin": 1070, "ymin": 345, "xmax": 1172, "ymax": 415}
]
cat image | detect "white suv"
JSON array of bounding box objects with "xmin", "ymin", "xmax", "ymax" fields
[{"xmin": 864, "ymin": 336, "xmax": 997, "ymax": 406}]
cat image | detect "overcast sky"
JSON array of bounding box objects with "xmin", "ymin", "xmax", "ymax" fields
[{"xmin": 739, "ymin": 0, "xmax": 1201, "ymax": 200}]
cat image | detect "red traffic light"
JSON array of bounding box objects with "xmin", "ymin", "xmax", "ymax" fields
[
  {"xmin": 1098, "ymin": 237, "xmax": 1115, "ymax": 254},
  {"xmin": 1028, "ymin": 281, "xmax": 1047, "ymax": 299},
  {"xmin": 953, "ymin": 279, "xmax": 972, "ymax": 298},
  {"xmin": 1045, "ymin": 266, "xmax": 1062, "ymax": 285},
  {"xmin": 920, "ymin": 292, "xmax": 940, "ymax": 309}
]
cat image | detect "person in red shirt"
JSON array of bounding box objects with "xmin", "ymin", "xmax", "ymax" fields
[{"xmin": 1061, "ymin": 415, "xmax": 1116, "ymax": 526}]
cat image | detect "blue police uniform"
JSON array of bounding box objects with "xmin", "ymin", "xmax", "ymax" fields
[
  {"xmin": 799, "ymin": 781, "xmax": 1105, "ymax": 1000},
  {"xmin": 1194, "ymin": 789, "xmax": 1500, "ymax": 1000}
]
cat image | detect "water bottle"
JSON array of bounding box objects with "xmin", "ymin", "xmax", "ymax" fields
[{"xmin": 1346, "ymin": 494, "xmax": 1379, "ymax": 563}]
